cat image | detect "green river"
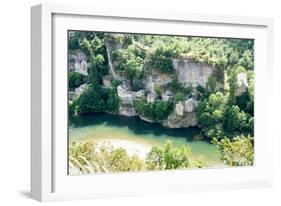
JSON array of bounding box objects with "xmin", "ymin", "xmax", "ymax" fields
[{"xmin": 69, "ymin": 113, "xmax": 221, "ymax": 165}]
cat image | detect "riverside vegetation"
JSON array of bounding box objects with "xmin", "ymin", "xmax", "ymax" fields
[{"xmin": 68, "ymin": 31, "xmax": 254, "ymax": 174}]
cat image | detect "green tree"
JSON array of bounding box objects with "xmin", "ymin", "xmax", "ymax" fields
[
  {"xmin": 146, "ymin": 38, "xmax": 187, "ymax": 72},
  {"xmin": 111, "ymin": 46, "xmax": 144, "ymax": 86},
  {"xmin": 68, "ymin": 33, "xmax": 79, "ymax": 50},
  {"xmin": 87, "ymin": 63, "xmax": 98, "ymax": 85},
  {"xmin": 197, "ymin": 93, "xmax": 226, "ymax": 139},
  {"xmin": 80, "ymin": 37, "xmax": 108, "ymax": 85},
  {"xmin": 238, "ymin": 50, "xmax": 254, "ymax": 70},
  {"xmin": 76, "ymin": 85, "xmax": 107, "ymax": 114},
  {"xmin": 107, "ymin": 148, "xmax": 144, "ymax": 172},
  {"xmin": 146, "ymin": 140, "xmax": 192, "ymax": 170},
  {"xmin": 223, "ymin": 105, "xmax": 247, "ymax": 133},
  {"xmin": 207, "ymin": 75, "xmax": 217, "ymax": 93},
  {"xmin": 134, "ymin": 99, "xmax": 174, "ymax": 121},
  {"xmin": 198, "ymin": 112, "xmax": 213, "ymax": 128},
  {"xmin": 111, "ymin": 79, "xmax": 122, "ymax": 88},
  {"xmin": 124, "ymin": 56, "xmax": 143, "ymax": 86},
  {"xmin": 69, "ymin": 71, "xmax": 84, "ymax": 88},
  {"xmin": 145, "ymin": 145, "xmax": 165, "ymax": 170},
  {"xmin": 212, "ymin": 135, "xmax": 254, "ymax": 166},
  {"xmin": 155, "ymin": 101, "xmax": 173, "ymax": 120},
  {"xmin": 229, "ymin": 49, "xmax": 239, "ymax": 65},
  {"xmin": 106, "ymin": 89, "xmax": 119, "ymax": 113}
]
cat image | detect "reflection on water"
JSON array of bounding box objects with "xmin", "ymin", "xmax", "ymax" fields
[{"xmin": 69, "ymin": 113, "xmax": 221, "ymax": 163}]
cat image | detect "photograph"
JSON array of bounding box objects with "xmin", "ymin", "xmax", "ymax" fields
[{"xmin": 67, "ymin": 31, "xmax": 255, "ymax": 175}]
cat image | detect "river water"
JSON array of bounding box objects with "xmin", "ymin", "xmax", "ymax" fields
[{"xmin": 69, "ymin": 113, "xmax": 221, "ymax": 164}]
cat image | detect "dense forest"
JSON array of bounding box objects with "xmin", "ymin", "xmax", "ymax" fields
[{"xmin": 68, "ymin": 31, "xmax": 254, "ymax": 173}]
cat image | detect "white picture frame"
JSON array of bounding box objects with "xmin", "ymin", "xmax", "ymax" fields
[{"xmin": 31, "ymin": 3, "xmax": 274, "ymax": 202}]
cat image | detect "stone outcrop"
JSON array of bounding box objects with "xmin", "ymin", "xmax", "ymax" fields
[
  {"xmin": 163, "ymin": 111, "xmax": 198, "ymax": 128},
  {"xmin": 118, "ymin": 105, "xmax": 137, "ymax": 117},
  {"xmin": 139, "ymin": 115, "xmax": 155, "ymax": 123},
  {"xmin": 172, "ymin": 58, "xmax": 214, "ymax": 87}
]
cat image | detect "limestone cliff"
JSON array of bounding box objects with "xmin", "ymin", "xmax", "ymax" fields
[{"xmin": 172, "ymin": 58, "xmax": 214, "ymax": 87}]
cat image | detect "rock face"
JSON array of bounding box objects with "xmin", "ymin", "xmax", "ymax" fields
[
  {"xmin": 172, "ymin": 58, "xmax": 214, "ymax": 87},
  {"xmin": 145, "ymin": 72, "xmax": 172, "ymax": 94},
  {"xmin": 119, "ymin": 105, "xmax": 137, "ymax": 117},
  {"xmin": 139, "ymin": 115, "xmax": 155, "ymax": 123},
  {"xmin": 163, "ymin": 112, "xmax": 198, "ymax": 128}
]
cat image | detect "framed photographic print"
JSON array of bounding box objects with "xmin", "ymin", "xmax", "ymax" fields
[{"xmin": 31, "ymin": 3, "xmax": 274, "ymax": 201}]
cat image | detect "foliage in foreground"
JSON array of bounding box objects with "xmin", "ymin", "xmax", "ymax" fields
[
  {"xmin": 212, "ymin": 135, "xmax": 254, "ymax": 166},
  {"xmin": 69, "ymin": 141, "xmax": 144, "ymax": 173},
  {"xmin": 196, "ymin": 91, "xmax": 254, "ymax": 140},
  {"xmin": 145, "ymin": 140, "xmax": 208, "ymax": 170},
  {"xmin": 69, "ymin": 140, "xmax": 209, "ymax": 174}
]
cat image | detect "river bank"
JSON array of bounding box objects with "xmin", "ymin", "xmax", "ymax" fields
[{"xmin": 92, "ymin": 139, "xmax": 152, "ymax": 160}]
